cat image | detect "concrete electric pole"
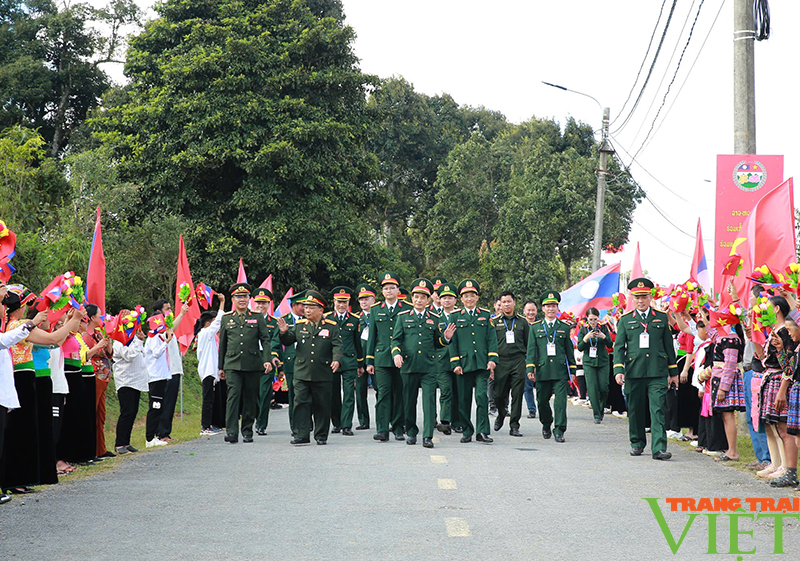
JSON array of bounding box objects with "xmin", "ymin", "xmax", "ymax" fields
[{"xmin": 733, "ymin": 0, "xmax": 757, "ymax": 154}]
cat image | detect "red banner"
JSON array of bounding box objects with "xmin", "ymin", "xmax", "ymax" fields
[{"xmin": 714, "ymin": 155, "xmax": 784, "ymax": 295}]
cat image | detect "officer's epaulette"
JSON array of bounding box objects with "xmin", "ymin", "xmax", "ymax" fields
[
  {"xmin": 451, "ymin": 308, "xmax": 461, "ymax": 313},
  {"xmin": 323, "ymin": 311, "xmax": 332, "ymax": 317},
  {"xmin": 398, "ymin": 309, "xmax": 412, "ymax": 316},
  {"xmin": 621, "ymin": 310, "xmax": 635, "ymax": 318},
  {"xmin": 323, "ymin": 318, "xmax": 337, "ymax": 325},
  {"xmin": 371, "ymin": 301, "xmax": 382, "ymax": 308},
  {"xmin": 532, "ymin": 319, "xmax": 543, "ymax": 325},
  {"xmin": 223, "ymin": 310, "xmax": 235, "ymax": 315},
  {"xmin": 297, "ymin": 318, "xmax": 309, "ymax": 324},
  {"xmin": 429, "ymin": 311, "xmax": 441, "ymax": 318},
  {"xmin": 479, "ymin": 308, "xmax": 491, "ymax": 314},
  {"xmin": 281, "ymin": 312, "xmax": 292, "ymax": 319}
]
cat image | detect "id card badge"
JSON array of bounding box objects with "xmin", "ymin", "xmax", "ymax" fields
[
  {"xmin": 546, "ymin": 342, "xmax": 556, "ymax": 356},
  {"xmin": 361, "ymin": 327, "xmax": 369, "ymax": 341},
  {"xmin": 589, "ymin": 346, "xmax": 597, "ymax": 358},
  {"xmin": 639, "ymin": 332, "xmax": 650, "ymax": 349},
  {"xmin": 506, "ymin": 331, "xmax": 515, "ymax": 344}
]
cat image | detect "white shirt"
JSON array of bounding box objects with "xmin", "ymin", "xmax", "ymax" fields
[
  {"xmin": 196, "ymin": 309, "xmax": 224, "ymax": 381},
  {"xmin": 145, "ymin": 334, "xmax": 171, "ymax": 382},
  {"xmin": 113, "ymin": 338, "xmax": 149, "ymax": 392},
  {"xmin": 50, "ymin": 346, "xmax": 68, "ymax": 395},
  {"xmin": 166, "ymin": 336, "xmax": 184, "ymax": 376},
  {"xmin": 0, "ymin": 322, "xmax": 36, "ymax": 409}
]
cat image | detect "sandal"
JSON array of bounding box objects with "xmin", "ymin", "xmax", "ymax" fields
[
  {"xmin": 678, "ymin": 435, "xmax": 692, "ymax": 442},
  {"xmin": 715, "ymin": 454, "xmax": 739, "ymax": 462},
  {"xmin": 770, "ymin": 472, "xmax": 799, "ymax": 488}
]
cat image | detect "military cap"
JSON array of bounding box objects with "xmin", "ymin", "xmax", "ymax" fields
[
  {"xmin": 458, "ymin": 279, "xmax": 480, "ymax": 295},
  {"xmin": 229, "ymin": 282, "xmax": 252, "ymax": 296},
  {"xmin": 332, "ymin": 286, "xmax": 354, "ymax": 300},
  {"xmin": 628, "ymin": 277, "xmax": 655, "ymax": 295},
  {"xmin": 431, "ymin": 276, "xmax": 447, "ymax": 291},
  {"xmin": 303, "ymin": 289, "xmax": 326, "ymax": 308},
  {"xmin": 289, "ymin": 289, "xmax": 307, "ymax": 305},
  {"xmin": 411, "ymin": 278, "xmax": 433, "ymax": 296},
  {"xmin": 356, "ymin": 283, "xmax": 376, "ymax": 299},
  {"xmin": 253, "ymin": 287, "xmax": 273, "ymax": 302},
  {"xmin": 398, "ymin": 288, "xmax": 409, "ymax": 300},
  {"xmin": 541, "ymin": 290, "xmax": 561, "ymax": 305},
  {"xmin": 438, "ymin": 282, "xmax": 457, "ymax": 298},
  {"xmin": 380, "ymin": 271, "xmax": 400, "ymax": 286}
]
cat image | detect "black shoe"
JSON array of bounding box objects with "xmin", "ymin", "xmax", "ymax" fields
[
  {"xmin": 290, "ymin": 437, "xmax": 311, "ymax": 445},
  {"xmin": 460, "ymin": 435, "xmax": 472, "ymax": 443},
  {"xmin": 99, "ymin": 451, "xmax": 116, "ymax": 458},
  {"xmin": 542, "ymin": 427, "xmax": 552, "ymax": 440},
  {"xmin": 436, "ymin": 423, "xmax": 452, "ymax": 436},
  {"xmin": 509, "ymin": 428, "xmax": 522, "ymax": 437},
  {"xmin": 342, "ymin": 428, "xmax": 354, "ymax": 436},
  {"xmin": 476, "ymin": 433, "xmax": 493, "ymax": 443},
  {"xmin": 423, "ymin": 437, "xmax": 434, "ymax": 448},
  {"xmin": 92, "ymin": 456, "xmax": 105, "ymax": 463},
  {"xmin": 394, "ymin": 433, "xmax": 405, "ymax": 441},
  {"xmin": 224, "ymin": 434, "xmax": 238, "ymax": 443},
  {"xmin": 373, "ymin": 432, "xmax": 389, "ymax": 442},
  {"xmin": 453, "ymin": 426, "xmax": 464, "ymax": 433},
  {"xmin": 126, "ymin": 445, "xmax": 139, "ymax": 453},
  {"xmin": 630, "ymin": 447, "xmax": 644, "ymax": 456},
  {"xmin": 255, "ymin": 428, "xmax": 267, "ymax": 436},
  {"xmin": 528, "ymin": 411, "xmax": 536, "ymax": 419},
  {"xmin": 594, "ymin": 418, "xmax": 602, "ymax": 424},
  {"xmin": 315, "ymin": 439, "xmax": 327, "ymax": 445},
  {"xmin": 243, "ymin": 435, "xmax": 254, "ymax": 443},
  {"xmin": 554, "ymin": 433, "xmax": 565, "ymax": 443},
  {"xmin": 652, "ymin": 450, "xmax": 672, "ymax": 460},
  {"xmin": 331, "ymin": 427, "xmax": 341, "ymax": 434},
  {"xmin": 494, "ymin": 418, "xmax": 504, "ymax": 432},
  {"xmin": 9, "ymin": 487, "xmax": 34, "ymax": 495},
  {"xmin": 406, "ymin": 436, "xmax": 417, "ymax": 445},
  {"xmin": 356, "ymin": 424, "xmax": 370, "ymax": 430}
]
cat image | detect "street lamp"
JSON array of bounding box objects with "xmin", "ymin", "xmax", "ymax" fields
[{"xmin": 542, "ymin": 81, "xmax": 613, "ymax": 272}]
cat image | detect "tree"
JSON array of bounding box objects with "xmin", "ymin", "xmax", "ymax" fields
[{"xmin": 92, "ymin": 0, "xmax": 380, "ymax": 294}]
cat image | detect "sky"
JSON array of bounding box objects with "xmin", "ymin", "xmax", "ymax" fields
[{"xmin": 100, "ymin": 0, "xmax": 799, "ymax": 289}]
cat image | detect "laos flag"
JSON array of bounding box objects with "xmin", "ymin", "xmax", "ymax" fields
[{"xmin": 559, "ymin": 262, "xmax": 621, "ymax": 317}]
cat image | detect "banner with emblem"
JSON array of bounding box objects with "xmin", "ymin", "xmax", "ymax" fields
[{"xmin": 714, "ymin": 155, "xmax": 783, "ymax": 294}]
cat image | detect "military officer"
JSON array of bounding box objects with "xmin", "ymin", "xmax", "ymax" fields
[
  {"xmin": 252, "ymin": 288, "xmax": 284, "ymax": 435},
  {"xmin": 366, "ymin": 271, "xmax": 410, "ymax": 442},
  {"xmin": 434, "ymin": 282, "xmax": 462, "ymax": 435},
  {"xmin": 391, "ymin": 279, "xmax": 456, "ymax": 448},
  {"xmin": 449, "ymin": 279, "xmax": 499, "ymax": 444},
  {"xmin": 354, "ymin": 283, "xmax": 375, "ymax": 430},
  {"xmin": 325, "ymin": 286, "xmax": 364, "ymax": 436},
  {"xmin": 492, "ymin": 290, "xmax": 529, "ymax": 437},
  {"xmin": 398, "ymin": 288, "xmax": 410, "ymax": 301},
  {"xmin": 277, "ymin": 290, "xmax": 342, "ymax": 445},
  {"xmin": 218, "ymin": 283, "xmax": 277, "ymax": 443},
  {"xmin": 430, "ymin": 276, "xmax": 447, "ymax": 314},
  {"xmin": 613, "ymin": 277, "xmax": 678, "ymax": 460},
  {"xmin": 279, "ymin": 289, "xmax": 306, "ymax": 432},
  {"xmin": 525, "ymin": 291, "xmax": 576, "ymax": 443}
]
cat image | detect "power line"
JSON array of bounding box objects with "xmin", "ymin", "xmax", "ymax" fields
[
  {"xmin": 611, "ymin": 0, "xmax": 679, "ymax": 135},
  {"xmin": 608, "ymin": 135, "xmax": 690, "ymax": 203},
  {"xmin": 633, "ymin": 218, "xmax": 693, "ymax": 258},
  {"xmin": 611, "ymin": 0, "xmax": 669, "ymax": 125}
]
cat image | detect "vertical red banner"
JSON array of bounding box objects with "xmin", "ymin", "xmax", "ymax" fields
[{"xmin": 714, "ymin": 155, "xmax": 784, "ymax": 294}]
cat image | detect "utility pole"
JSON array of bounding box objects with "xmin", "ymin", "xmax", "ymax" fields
[
  {"xmin": 593, "ymin": 108, "xmax": 613, "ymax": 272},
  {"xmin": 733, "ymin": 0, "xmax": 756, "ymax": 153}
]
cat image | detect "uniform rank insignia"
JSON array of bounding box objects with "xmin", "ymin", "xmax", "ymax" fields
[
  {"xmin": 426, "ymin": 319, "xmax": 434, "ymax": 324},
  {"xmin": 246, "ymin": 319, "xmax": 257, "ymax": 324}
]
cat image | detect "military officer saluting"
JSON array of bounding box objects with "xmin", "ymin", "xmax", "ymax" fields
[
  {"xmin": 277, "ymin": 290, "xmax": 343, "ymax": 445},
  {"xmin": 218, "ymin": 283, "xmax": 278, "ymax": 444},
  {"xmin": 354, "ymin": 283, "xmax": 376, "ymax": 430},
  {"xmin": 253, "ymin": 287, "xmax": 283, "ymax": 436},
  {"xmin": 325, "ymin": 286, "xmax": 364, "ymax": 436},
  {"xmin": 449, "ymin": 279, "xmax": 499, "ymax": 444},
  {"xmin": 366, "ymin": 272, "xmax": 410, "ymax": 442},
  {"xmin": 525, "ymin": 291, "xmax": 576, "ymax": 443},
  {"xmin": 391, "ymin": 279, "xmax": 456, "ymax": 448},
  {"xmin": 613, "ymin": 277, "xmax": 678, "ymax": 460}
]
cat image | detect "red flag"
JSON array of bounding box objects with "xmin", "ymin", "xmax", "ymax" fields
[
  {"xmin": 720, "ymin": 178, "xmax": 796, "ymax": 308},
  {"xmin": 237, "ymin": 258, "xmax": 248, "ymax": 283},
  {"xmin": 626, "ymin": 242, "xmax": 642, "ymax": 312},
  {"xmin": 85, "ymin": 206, "xmax": 106, "ymax": 314},
  {"xmin": 174, "ymin": 235, "xmax": 202, "ymax": 354},
  {"xmin": 259, "ymin": 275, "xmax": 274, "ymax": 316}
]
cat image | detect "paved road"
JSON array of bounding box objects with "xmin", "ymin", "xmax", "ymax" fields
[{"xmin": 2, "ymin": 397, "xmax": 799, "ymax": 560}]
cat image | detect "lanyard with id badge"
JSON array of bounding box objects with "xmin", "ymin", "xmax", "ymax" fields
[
  {"xmin": 639, "ymin": 320, "xmax": 650, "ymax": 349},
  {"xmin": 503, "ymin": 317, "xmax": 516, "ymax": 344},
  {"xmin": 543, "ymin": 321, "xmax": 557, "ymax": 356}
]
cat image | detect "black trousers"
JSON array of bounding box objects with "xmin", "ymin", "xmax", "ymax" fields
[
  {"xmin": 0, "ymin": 406, "xmax": 6, "ymax": 486},
  {"xmin": 212, "ymin": 379, "xmax": 227, "ymax": 428},
  {"xmin": 1, "ymin": 369, "xmax": 39, "ymax": 490},
  {"xmin": 52, "ymin": 393, "xmax": 66, "ymax": 448},
  {"xmin": 35, "ymin": 376, "xmax": 57, "ymax": 485},
  {"xmin": 158, "ymin": 373, "xmax": 181, "ymax": 438},
  {"xmin": 146, "ymin": 380, "xmax": 168, "ymax": 441},
  {"xmin": 115, "ymin": 387, "xmax": 141, "ymax": 447},
  {"xmin": 293, "ymin": 379, "xmax": 332, "ymax": 441},
  {"xmin": 201, "ymin": 377, "xmax": 215, "ymax": 430}
]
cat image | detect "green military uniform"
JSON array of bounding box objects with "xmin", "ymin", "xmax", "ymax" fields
[
  {"xmin": 366, "ymin": 272, "xmax": 409, "ymax": 440},
  {"xmin": 253, "ymin": 288, "xmax": 283, "ymax": 435},
  {"xmin": 279, "ymin": 290, "xmax": 306, "ymax": 432},
  {"xmin": 390, "ymin": 279, "xmax": 450, "ymax": 446},
  {"xmin": 218, "ymin": 283, "xmax": 278, "ymax": 442},
  {"xmin": 279, "ymin": 290, "xmax": 343, "ymax": 443},
  {"xmin": 355, "ymin": 307, "xmax": 372, "ymax": 428},
  {"xmin": 576, "ymin": 321, "xmax": 614, "ymax": 423},
  {"xmin": 434, "ymin": 283, "xmax": 462, "ymax": 434},
  {"xmin": 449, "ymin": 279, "xmax": 499, "ymax": 442},
  {"xmin": 613, "ymin": 278, "xmax": 678, "ymax": 458},
  {"xmin": 493, "ymin": 311, "xmax": 529, "ymax": 433},
  {"xmin": 326, "ymin": 286, "xmax": 364, "ymax": 434},
  {"xmin": 525, "ymin": 291, "xmax": 576, "ymax": 441}
]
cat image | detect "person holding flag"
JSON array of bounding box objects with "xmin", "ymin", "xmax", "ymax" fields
[
  {"xmin": 152, "ymin": 298, "xmax": 191, "ymax": 443},
  {"xmin": 144, "ymin": 312, "xmax": 173, "ymax": 448}
]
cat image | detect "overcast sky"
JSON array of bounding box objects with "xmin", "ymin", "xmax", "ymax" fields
[{"xmin": 104, "ymin": 0, "xmax": 799, "ymax": 288}]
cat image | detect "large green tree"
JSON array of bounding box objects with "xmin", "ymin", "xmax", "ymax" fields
[{"xmin": 93, "ymin": 0, "xmax": 381, "ymax": 294}]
